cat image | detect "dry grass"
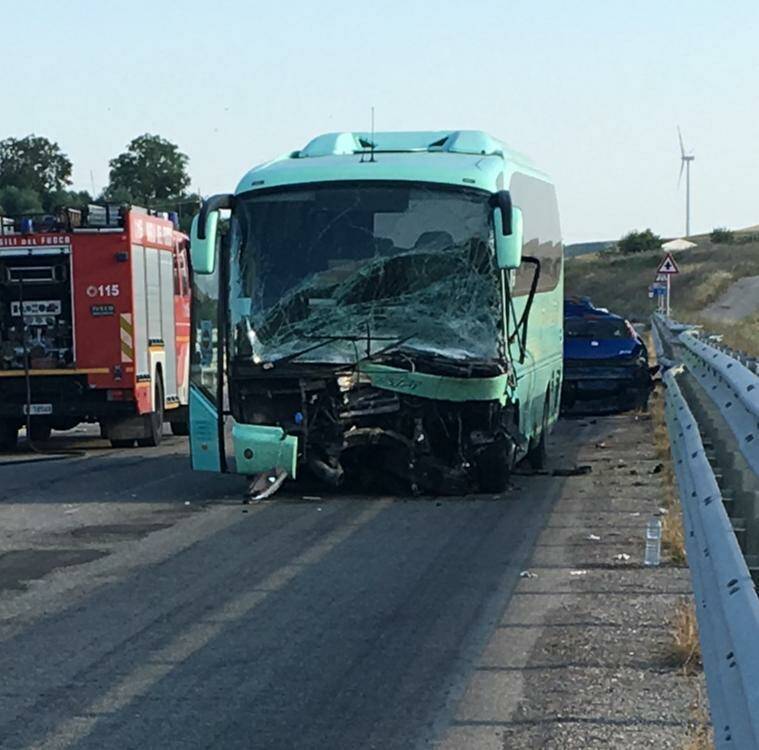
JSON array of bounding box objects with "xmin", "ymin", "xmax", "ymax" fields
[
  {"xmin": 646, "ymin": 337, "xmax": 688, "ymax": 564},
  {"xmin": 688, "ymin": 313, "xmax": 759, "ymax": 358},
  {"xmin": 670, "ymin": 598, "xmax": 702, "ymax": 674},
  {"xmin": 565, "ymin": 239, "xmax": 759, "ymax": 328},
  {"xmin": 683, "ymin": 269, "xmax": 734, "ymax": 310},
  {"xmin": 682, "ymin": 682, "xmax": 714, "ymax": 750}
]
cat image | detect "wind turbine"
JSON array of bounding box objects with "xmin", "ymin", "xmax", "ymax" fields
[{"xmin": 678, "ymin": 127, "xmax": 695, "ymax": 237}]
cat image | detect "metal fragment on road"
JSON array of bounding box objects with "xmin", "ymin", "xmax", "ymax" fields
[{"xmin": 552, "ymin": 465, "xmax": 592, "ymax": 477}]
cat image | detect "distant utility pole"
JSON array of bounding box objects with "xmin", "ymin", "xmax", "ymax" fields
[{"xmin": 678, "ymin": 127, "xmax": 695, "ymax": 237}]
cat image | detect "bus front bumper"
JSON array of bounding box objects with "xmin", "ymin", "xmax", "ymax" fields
[{"xmin": 232, "ymin": 422, "xmax": 298, "ymax": 478}]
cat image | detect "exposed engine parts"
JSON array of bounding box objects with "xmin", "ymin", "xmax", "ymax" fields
[{"xmin": 231, "ymin": 366, "xmax": 519, "ymax": 495}]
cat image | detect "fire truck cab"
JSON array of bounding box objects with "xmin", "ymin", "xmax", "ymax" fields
[{"xmin": 0, "ymin": 205, "xmax": 191, "ymax": 450}]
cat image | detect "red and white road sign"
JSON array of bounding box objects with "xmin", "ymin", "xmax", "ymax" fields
[{"xmin": 657, "ymin": 252, "xmax": 680, "ymax": 275}]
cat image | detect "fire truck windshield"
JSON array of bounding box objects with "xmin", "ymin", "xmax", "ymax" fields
[{"xmin": 228, "ymin": 182, "xmax": 503, "ymax": 366}]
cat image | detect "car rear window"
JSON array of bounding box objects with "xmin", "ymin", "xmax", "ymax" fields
[{"xmin": 565, "ymin": 318, "xmax": 630, "ymax": 339}]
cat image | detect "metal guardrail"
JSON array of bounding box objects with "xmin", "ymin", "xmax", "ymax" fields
[
  {"xmin": 650, "ymin": 314, "xmax": 677, "ymax": 368},
  {"xmin": 664, "ymin": 369, "xmax": 759, "ymax": 749},
  {"xmin": 652, "ymin": 314, "xmax": 759, "ymax": 477},
  {"xmin": 653, "ymin": 312, "xmax": 759, "ymax": 375},
  {"xmin": 691, "ymin": 336, "xmax": 759, "ymax": 377},
  {"xmin": 679, "ymin": 332, "xmax": 759, "ymax": 479}
]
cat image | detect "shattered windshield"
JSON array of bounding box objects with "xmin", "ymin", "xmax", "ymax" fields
[{"xmin": 229, "ymin": 182, "xmax": 502, "ymax": 365}]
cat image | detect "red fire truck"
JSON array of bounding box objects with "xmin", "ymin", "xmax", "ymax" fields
[{"xmin": 0, "ymin": 205, "xmax": 191, "ymax": 450}]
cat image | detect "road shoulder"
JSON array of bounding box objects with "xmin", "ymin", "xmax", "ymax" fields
[{"xmin": 436, "ymin": 414, "xmax": 700, "ymax": 750}]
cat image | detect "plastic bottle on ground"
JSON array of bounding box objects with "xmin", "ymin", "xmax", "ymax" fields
[{"xmin": 644, "ymin": 517, "xmax": 662, "ymax": 566}]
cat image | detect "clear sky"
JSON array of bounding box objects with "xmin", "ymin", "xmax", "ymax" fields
[{"xmin": 3, "ymin": 0, "xmax": 757, "ymax": 243}]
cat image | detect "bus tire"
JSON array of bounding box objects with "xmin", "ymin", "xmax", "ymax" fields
[
  {"xmin": 526, "ymin": 392, "xmax": 551, "ymax": 470},
  {"xmin": 476, "ymin": 440, "xmax": 514, "ymax": 493},
  {"xmin": 137, "ymin": 376, "xmax": 164, "ymax": 448}
]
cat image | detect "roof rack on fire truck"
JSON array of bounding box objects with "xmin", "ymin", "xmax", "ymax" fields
[{"xmin": 0, "ymin": 204, "xmax": 181, "ymax": 237}]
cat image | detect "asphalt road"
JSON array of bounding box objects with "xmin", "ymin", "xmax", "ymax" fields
[{"xmin": 0, "ymin": 419, "xmax": 681, "ymax": 750}]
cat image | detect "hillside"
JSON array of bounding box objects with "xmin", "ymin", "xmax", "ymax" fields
[{"xmin": 564, "ymin": 239, "xmax": 759, "ymax": 353}]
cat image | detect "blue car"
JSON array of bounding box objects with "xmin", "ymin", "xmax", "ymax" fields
[{"xmin": 561, "ymin": 302, "xmax": 654, "ymax": 413}]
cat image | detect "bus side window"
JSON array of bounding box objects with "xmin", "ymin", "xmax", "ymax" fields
[{"xmin": 509, "ymin": 173, "xmax": 563, "ymax": 297}]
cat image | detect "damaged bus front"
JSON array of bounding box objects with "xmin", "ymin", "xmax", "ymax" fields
[{"xmin": 188, "ymin": 131, "xmax": 563, "ymax": 496}]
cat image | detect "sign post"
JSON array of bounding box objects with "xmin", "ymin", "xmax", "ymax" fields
[{"xmin": 656, "ymin": 252, "xmax": 680, "ymax": 317}]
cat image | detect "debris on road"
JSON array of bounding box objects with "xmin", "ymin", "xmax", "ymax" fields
[
  {"xmin": 498, "ymin": 414, "xmax": 698, "ymax": 750},
  {"xmin": 552, "ymin": 465, "xmax": 592, "ymax": 476},
  {"xmin": 247, "ymin": 469, "xmax": 288, "ymax": 501}
]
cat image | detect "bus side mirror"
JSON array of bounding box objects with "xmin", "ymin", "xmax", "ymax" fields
[
  {"xmin": 190, "ymin": 212, "xmax": 218, "ymax": 274},
  {"xmin": 190, "ymin": 193, "xmax": 235, "ymax": 275},
  {"xmin": 493, "ymin": 191, "xmax": 523, "ymax": 269}
]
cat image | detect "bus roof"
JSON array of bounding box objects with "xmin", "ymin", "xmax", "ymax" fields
[{"xmin": 234, "ymin": 130, "xmax": 552, "ymax": 195}]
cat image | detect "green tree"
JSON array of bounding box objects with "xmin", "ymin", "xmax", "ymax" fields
[
  {"xmin": 0, "ymin": 135, "xmax": 73, "ymax": 195},
  {"xmin": 617, "ymin": 229, "xmax": 662, "ymax": 254},
  {"xmin": 0, "ymin": 186, "xmax": 45, "ymax": 215},
  {"xmin": 710, "ymin": 227, "xmax": 734, "ymax": 244},
  {"xmin": 105, "ymin": 134, "xmax": 190, "ymax": 206}
]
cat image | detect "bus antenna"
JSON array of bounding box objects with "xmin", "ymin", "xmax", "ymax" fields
[{"xmin": 369, "ymin": 106, "xmax": 376, "ymax": 162}]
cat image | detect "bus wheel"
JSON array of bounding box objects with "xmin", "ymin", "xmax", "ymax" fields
[
  {"xmin": 526, "ymin": 393, "xmax": 551, "ymax": 470},
  {"xmin": 0, "ymin": 421, "xmax": 19, "ymax": 451},
  {"xmin": 137, "ymin": 377, "xmax": 164, "ymax": 448},
  {"xmin": 475, "ymin": 439, "xmax": 515, "ymax": 493}
]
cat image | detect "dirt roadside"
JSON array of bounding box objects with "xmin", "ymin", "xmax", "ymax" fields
[{"xmin": 439, "ymin": 411, "xmax": 706, "ymax": 750}]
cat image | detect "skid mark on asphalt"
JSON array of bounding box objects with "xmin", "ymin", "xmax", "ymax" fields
[{"xmin": 28, "ymin": 501, "xmax": 389, "ymax": 750}]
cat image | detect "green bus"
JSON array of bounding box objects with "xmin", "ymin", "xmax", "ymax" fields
[{"xmin": 189, "ymin": 130, "xmax": 563, "ymax": 496}]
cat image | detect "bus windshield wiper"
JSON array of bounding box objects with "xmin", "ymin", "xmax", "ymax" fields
[{"xmin": 261, "ymin": 331, "xmax": 413, "ymax": 368}]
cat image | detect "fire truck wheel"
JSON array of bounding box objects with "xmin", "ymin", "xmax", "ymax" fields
[
  {"xmin": 0, "ymin": 422, "xmax": 19, "ymax": 451},
  {"xmin": 137, "ymin": 378, "xmax": 164, "ymax": 448},
  {"xmin": 170, "ymin": 420, "xmax": 190, "ymax": 436}
]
